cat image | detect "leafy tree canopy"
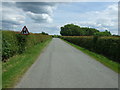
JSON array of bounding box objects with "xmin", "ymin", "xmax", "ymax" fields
[
  {"xmin": 60, "ymin": 24, "xmax": 111, "ymax": 36},
  {"xmin": 94, "ymin": 30, "xmax": 111, "ymax": 36},
  {"xmin": 41, "ymin": 32, "xmax": 49, "ymax": 35}
]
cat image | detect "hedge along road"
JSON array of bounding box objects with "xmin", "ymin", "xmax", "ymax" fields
[{"xmin": 16, "ymin": 38, "xmax": 118, "ymax": 88}]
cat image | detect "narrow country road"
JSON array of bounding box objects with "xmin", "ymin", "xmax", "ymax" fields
[{"xmin": 16, "ymin": 38, "xmax": 118, "ymax": 88}]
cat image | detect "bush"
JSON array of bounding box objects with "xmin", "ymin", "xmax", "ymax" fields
[
  {"xmin": 61, "ymin": 36, "xmax": 120, "ymax": 62},
  {"xmin": 2, "ymin": 31, "xmax": 19, "ymax": 60},
  {"xmin": 2, "ymin": 31, "xmax": 51, "ymax": 61}
]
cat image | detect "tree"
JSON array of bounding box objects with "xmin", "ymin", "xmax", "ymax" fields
[
  {"xmin": 94, "ymin": 30, "xmax": 111, "ymax": 36},
  {"xmin": 41, "ymin": 32, "xmax": 48, "ymax": 35},
  {"xmin": 60, "ymin": 24, "xmax": 99, "ymax": 36}
]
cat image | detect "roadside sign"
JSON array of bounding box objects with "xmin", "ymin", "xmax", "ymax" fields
[{"xmin": 21, "ymin": 26, "xmax": 29, "ymax": 35}]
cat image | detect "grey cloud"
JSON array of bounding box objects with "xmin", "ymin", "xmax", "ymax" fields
[
  {"xmin": 2, "ymin": 20, "xmax": 19, "ymax": 30},
  {"xmin": 1, "ymin": 2, "xmax": 57, "ymax": 30},
  {"xmin": 2, "ymin": 22, "xmax": 14, "ymax": 30},
  {"xmin": 2, "ymin": 2, "xmax": 25, "ymax": 29},
  {"xmin": 16, "ymin": 2, "xmax": 57, "ymax": 23},
  {"xmin": 2, "ymin": 2, "xmax": 16, "ymax": 7},
  {"xmin": 2, "ymin": 18, "xmax": 24, "ymax": 30},
  {"xmin": 2, "ymin": 20, "xmax": 20, "ymax": 25},
  {"xmin": 16, "ymin": 2, "xmax": 55, "ymax": 14}
]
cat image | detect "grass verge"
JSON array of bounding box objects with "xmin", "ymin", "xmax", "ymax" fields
[
  {"xmin": 62, "ymin": 39, "xmax": 120, "ymax": 73},
  {"xmin": 2, "ymin": 38, "xmax": 52, "ymax": 88}
]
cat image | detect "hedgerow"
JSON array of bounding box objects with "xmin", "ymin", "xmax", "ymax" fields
[
  {"xmin": 2, "ymin": 31, "xmax": 51, "ymax": 61},
  {"xmin": 61, "ymin": 36, "xmax": 120, "ymax": 62}
]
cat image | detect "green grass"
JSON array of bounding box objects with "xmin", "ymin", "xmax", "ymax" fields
[
  {"xmin": 62, "ymin": 39, "xmax": 120, "ymax": 73},
  {"xmin": 0, "ymin": 30, "xmax": 2, "ymax": 89},
  {"xmin": 2, "ymin": 39, "xmax": 52, "ymax": 88},
  {"xmin": 0, "ymin": 62, "xmax": 2, "ymax": 90}
]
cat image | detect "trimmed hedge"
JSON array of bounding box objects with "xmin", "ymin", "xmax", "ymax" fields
[
  {"xmin": 61, "ymin": 36, "xmax": 120, "ymax": 62},
  {"xmin": 2, "ymin": 31, "xmax": 51, "ymax": 61}
]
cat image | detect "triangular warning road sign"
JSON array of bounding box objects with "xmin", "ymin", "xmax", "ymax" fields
[{"xmin": 21, "ymin": 26, "xmax": 29, "ymax": 35}]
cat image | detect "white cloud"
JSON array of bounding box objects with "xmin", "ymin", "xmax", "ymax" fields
[
  {"xmin": 75, "ymin": 4, "xmax": 118, "ymax": 34},
  {"xmin": 26, "ymin": 11, "xmax": 53, "ymax": 23}
]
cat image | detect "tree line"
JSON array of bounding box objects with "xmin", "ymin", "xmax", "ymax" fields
[{"xmin": 60, "ymin": 24, "xmax": 111, "ymax": 36}]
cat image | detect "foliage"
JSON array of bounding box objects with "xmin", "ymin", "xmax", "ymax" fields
[
  {"xmin": 94, "ymin": 30, "xmax": 111, "ymax": 36},
  {"xmin": 2, "ymin": 31, "xmax": 51, "ymax": 61},
  {"xmin": 41, "ymin": 32, "xmax": 49, "ymax": 35},
  {"xmin": 60, "ymin": 24, "xmax": 111, "ymax": 36},
  {"xmin": 60, "ymin": 24, "xmax": 84, "ymax": 36},
  {"xmin": 52, "ymin": 35, "xmax": 61, "ymax": 38},
  {"xmin": 2, "ymin": 31, "xmax": 19, "ymax": 60},
  {"xmin": 63, "ymin": 39, "xmax": 119, "ymax": 73},
  {"xmin": 16, "ymin": 34, "xmax": 27, "ymax": 54},
  {"xmin": 61, "ymin": 36, "xmax": 120, "ymax": 62},
  {"xmin": 2, "ymin": 39, "xmax": 52, "ymax": 88}
]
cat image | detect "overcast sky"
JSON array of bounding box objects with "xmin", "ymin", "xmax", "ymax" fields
[{"xmin": 1, "ymin": 2, "xmax": 118, "ymax": 35}]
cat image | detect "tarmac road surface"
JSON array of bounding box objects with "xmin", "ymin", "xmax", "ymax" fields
[{"xmin": 16, "ymin": 38, "xmax": 118, "ymax": 88}]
